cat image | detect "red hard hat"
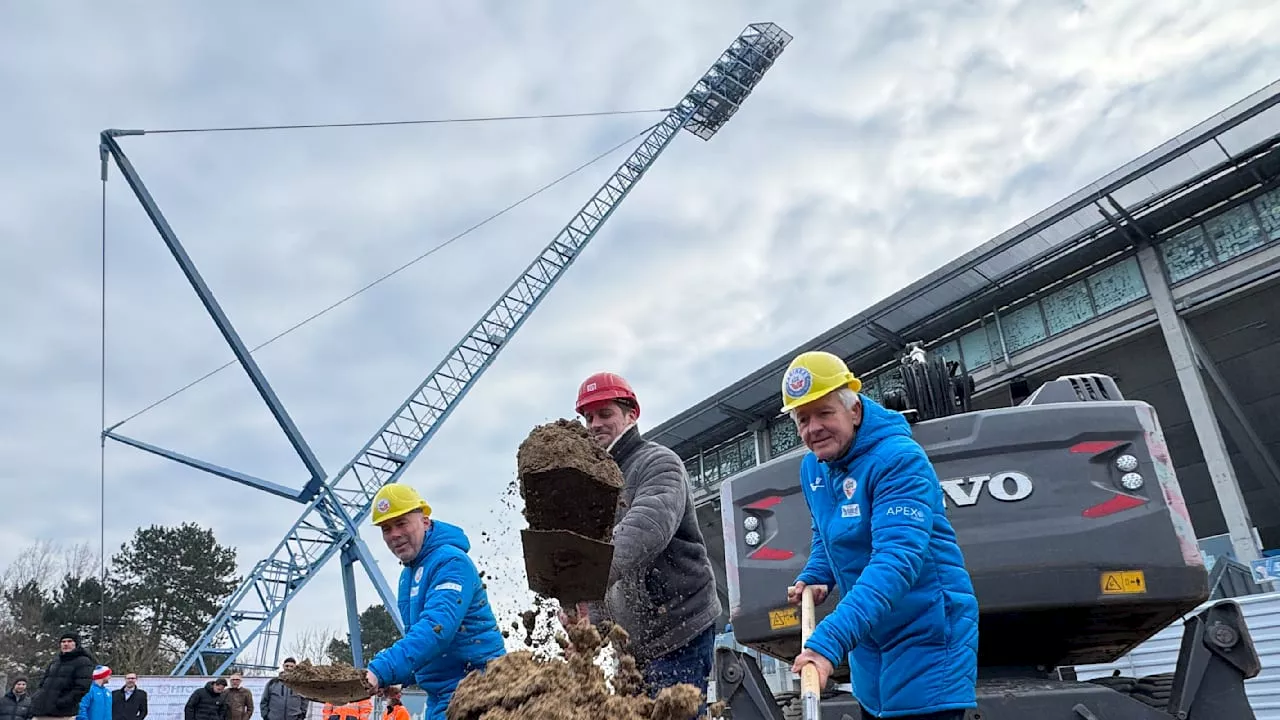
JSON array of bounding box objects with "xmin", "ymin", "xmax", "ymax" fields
[{"xmin": 576, "ymin": 372, "xmax": 640, "ymax": 417}]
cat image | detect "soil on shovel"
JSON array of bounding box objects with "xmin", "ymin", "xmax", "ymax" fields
[
  {"xmin": 447, "ymin": 619, "xmax": 704, "ymax": 720},
  {"xmin": 517, "ymin": 419, "xmax": 623, "ymax": 539},
  {"xmin": 518, "ymin": 420, "xmax": 624, "ymax": 603},
  {"xmin": 278, "ymin": 660, "xmax": 372, "ymax": 704}
]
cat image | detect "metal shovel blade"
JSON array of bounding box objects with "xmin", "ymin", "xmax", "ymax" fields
[{"xmin": 521, "ymin": 528, "xmax": 615, "ymax": 604}]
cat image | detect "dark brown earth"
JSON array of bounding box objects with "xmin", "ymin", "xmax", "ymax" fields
[
  {"xmin": 517, "ymin": 419, "xmax": 624, "ymax": 540},
  {"xmin": 447, "ymin": 620, "xmax": 703, "ymax": 720},
  {"xmin": 278, "ymin": 660, "xmax": 372, "ymax": 704},
  {"xmin": 517, "ymin": 420, "xmax": 624, "ymax": 603}
]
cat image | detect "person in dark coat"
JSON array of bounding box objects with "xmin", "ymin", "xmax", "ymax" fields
[
  {"xmin": 259, "ymin": 660, "xmax": 306, "ymax": 720},
  {"xmin": 29, "ymin": 632, "xmax": 96, "ymax": 719},
  {"xmin": 1, "ymin": 678, "xmax": 32, "ymax": 720},
  {"xmin": 109, "ymin": 673, "xmax": 146, "ymax": 720},
  {"xmin": 183, "ymin": 680, "xmax": 227, "ymax": 720}
]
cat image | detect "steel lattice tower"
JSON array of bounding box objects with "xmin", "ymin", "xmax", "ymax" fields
[{"xmin": 97, "ymin": 21, "xmax": 792, "ymax": 676}]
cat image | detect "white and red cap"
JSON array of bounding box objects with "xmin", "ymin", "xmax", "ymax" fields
[{"xmin": 92, "ymin": 666, "xmax": 112, "ymax": 681}]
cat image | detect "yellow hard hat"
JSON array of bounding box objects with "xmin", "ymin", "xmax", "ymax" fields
[
  {"xmin": 371, "ymin": 483, "xmax": 432, "ymax": 525},
  {"xmin": 779, "ymin": 350, "xmax": 863, "ymax": 413}
]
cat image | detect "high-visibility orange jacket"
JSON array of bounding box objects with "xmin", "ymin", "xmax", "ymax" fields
[{"xmin": 322, "ymin": 699, "xmax": 372, "ymax": 720}]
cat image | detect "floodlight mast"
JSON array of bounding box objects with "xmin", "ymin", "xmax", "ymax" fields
[{"xmin": 97, "ymin": 21, "xmax": 792, "ymax": 677}]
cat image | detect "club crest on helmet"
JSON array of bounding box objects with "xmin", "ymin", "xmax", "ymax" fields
[{"xmin": 785, "ymin": 366, "xmax": 813, "ymax": 398}]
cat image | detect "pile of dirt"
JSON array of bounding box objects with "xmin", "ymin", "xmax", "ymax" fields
[
  {"xmin": 517, "ymin": 420, "xmax": 625, "ymax": 603},
  {"xmin": 278, "ymin": 660, "xmax": 371, "ymax": 704},
  {"xmin": 447, "ymin": 620, "xmax": 704, "ymax": 720}
]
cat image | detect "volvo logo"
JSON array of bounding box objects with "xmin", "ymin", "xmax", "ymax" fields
[{"xmin": 941, "ymin": 471, "xmax": 1034, "ymax": 507}]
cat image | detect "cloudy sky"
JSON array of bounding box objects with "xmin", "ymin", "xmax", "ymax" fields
[{"xmin": 4, "ymin": 0, "xmax": 1280, "ymax": 669}]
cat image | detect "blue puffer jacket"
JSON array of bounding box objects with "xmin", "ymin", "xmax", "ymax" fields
[
  {"xmin": 795, "ymin": 395, "xmax": 979, "ymax": 718},
  {"xmin": 75, "ymin": 684, "xmax": 109, "ymax": 720},
  {"xmin": 367, "ymin": 520, "xmax": 506, "ymax": 695}
]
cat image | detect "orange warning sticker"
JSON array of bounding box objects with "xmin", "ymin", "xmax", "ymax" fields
[
  {"xmin": 769, "ymin": 606, "xmax": 800, "ymax": 630},
  {"xmin": 1101, "ymin": 570, "xmax": 1147, "ymax": 595}
]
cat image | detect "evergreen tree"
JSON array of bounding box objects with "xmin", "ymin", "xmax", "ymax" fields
[
  {"xmin": 326, "ymin": 604, "xmax": 401, "ymax": 665},
  {"xmin": 110, "ymin": 522, "xmax": 242, "ymax": 658}
]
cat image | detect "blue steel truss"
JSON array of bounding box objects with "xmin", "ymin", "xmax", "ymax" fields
[{"xmin": 97, "ymin": 21, "xmax": 791, "ymax": 677}]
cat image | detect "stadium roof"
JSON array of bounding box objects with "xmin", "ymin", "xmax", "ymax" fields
[{"xmin": 650, "ymin": 78, "xmax": 1280, "ymax": 458}]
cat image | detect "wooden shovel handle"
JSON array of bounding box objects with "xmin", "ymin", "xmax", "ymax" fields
[{"xmin": 800, "ymin": 584, "xmax": 822, "ymax": 699}]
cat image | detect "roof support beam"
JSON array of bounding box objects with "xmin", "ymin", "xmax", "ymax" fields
[
  {"xmin": 1186, "ymin": 326, "xmax": 1280, "ymax": 512},
  {"xmin": 1100, "ymin": 190, "xmax": 1263, "ymax": 565},
  {"xmin": 716, "ymin": 402, "xmax": 759, "ymax": 424},
  {"xmin": 866, "ymin": 321, "xmax": 908, "ymax": 350},
  {"xmin": 1135, "ymin": 244, "xmax": 1260, "ymax": 566}
]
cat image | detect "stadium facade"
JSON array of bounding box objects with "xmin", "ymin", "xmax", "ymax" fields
[{"xmin": 650, "ymin": 78, "xmax": 1280, "ymax": 623}]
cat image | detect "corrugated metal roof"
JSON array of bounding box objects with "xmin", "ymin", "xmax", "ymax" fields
[
  {"xmin": 650, "ymin": 79, "xmax": 1280, "ymax": 455},
  {"xmin": 1074, "ymin": 591, "xmax": 1280, "ymax": 718}
]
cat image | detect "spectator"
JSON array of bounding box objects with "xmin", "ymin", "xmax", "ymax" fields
[
  {"xmin": 29, "ymin": 632, "xmax": 96, "ymax": 720},
  {"xmin": 259, "ymin": 660, "xmax": 307, "ymax": 720},
  {"xmin": 109, "ymin": 674, "xmax": 146, "ymax": 720},
  {"xmin": 379, "ymin": 688, "xmax": 408, "ymax": 720},
  {"xmin": 1, "ymin": 678, "xmax": 32, "ymax": 720},
  {"xmin": 75, "ymin": 667, "xmax": 111, "ymax": 720},
  {"xmin": 222, "ymin": 675, "xmax": 251, "ymax": 720},
  {"xmin": 183, "ymin": 679, "xmax": 227, "ymax": 720}
]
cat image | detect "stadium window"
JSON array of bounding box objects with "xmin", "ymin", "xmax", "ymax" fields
[
  {"xmin": 1087, "ymin": 257, "xmax": 1147, "ymax": 314},
  {"xmin": 718, "ymin": 438, "xmax": 741, "ymax": 477},
  {"xmin": 1160, "ymin": 225, "xmax": 1217, "ymax": 282},
  {"xmin": 997, "ymin": 303, "xmax": 1048, "ymax": 354},
  {"xmin": 958, "ymin": 325, "xmax": 992, "ymax": 369},
  {"xmin": 931, "ymin": 340, "xmax": 962, "ymax": 368},
  {"xmin": 768, "ymin": 415, "xmax": 802, "ymax": 457},
  {"xmin": 737, "ymin": 432, "xmax": 758, "ymax": 468},
  {"xmin": 684, "ymin": 456, "xmax": 703, "ymax": 488},
  {"xmin": 1255, "ymin": 188, "xmax": 1280, "ymax": 240},
  {"xmin": 1041, "ymin": 280, "xmax": 1096, "ymax": 335},
  {"xmin": 1205, "ymin": 203, "xmax": 1266, "ymax": 262}
]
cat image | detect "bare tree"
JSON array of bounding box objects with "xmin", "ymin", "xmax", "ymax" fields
[
  {"xmin": 61, "ymin": 543, "xmax": 100, "ymax": 583},
  {"xmin": 1, "ymin": 539, "xmax": 62, "ymax": 595},
  {"xmin": 1, "ymin": 540, "xmax": 99, "ymax": 598},
  {"xmin": 287, "ymin": 626, "xmax": 341, "ymax": 665}
]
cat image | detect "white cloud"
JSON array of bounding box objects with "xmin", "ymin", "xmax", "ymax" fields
[{"xmin": 3, "ymin": 0, "xmax": 1280, "ymax": 670}]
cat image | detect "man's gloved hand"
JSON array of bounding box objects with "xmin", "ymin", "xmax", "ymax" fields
[{"xmin": 786, "ymin": 582, "xmax": 829, "ymax": 606}]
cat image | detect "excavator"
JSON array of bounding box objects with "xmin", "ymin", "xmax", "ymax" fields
[{"xmin": 712, "ymin": 345, "xmax": 1263, "ymax": 719}]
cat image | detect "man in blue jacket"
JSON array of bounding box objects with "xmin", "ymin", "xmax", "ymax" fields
[
  {"xmin": 780, "ymin": 351, "xmax": 979, "ymax": 720},
  {"xmin": 363, "ymin": 483, "xmax": 506, "ymax": 720},
  {"xmin": 75, "ymin": 667, "xmax": 111, "ymax": 720}
]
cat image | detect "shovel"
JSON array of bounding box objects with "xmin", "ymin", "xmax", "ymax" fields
[
  {"xmin": 800, "ymin": 585, "xmax": 823, "ymax": 720},
  {"xmin": 520, "ymin": 464, "xmax": 620, "ymax": 604},
  {"xmin": 277, "ymin": 660, "xmax": 373, "ymax": 705}
]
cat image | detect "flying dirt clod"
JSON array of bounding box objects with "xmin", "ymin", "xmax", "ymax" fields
[{"xmin": 518, "ymin": 419, "xmax": 624, "ymax": 604}]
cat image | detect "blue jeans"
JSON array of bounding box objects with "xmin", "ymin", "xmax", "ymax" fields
[{"xmin": 641, "ymin": 626, "xmax": 716, "ymax": 716}]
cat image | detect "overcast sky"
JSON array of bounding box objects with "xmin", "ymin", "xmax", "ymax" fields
[{"xmin": 4, "ymin": 0, "xmax": 1280, "ymax": 670}]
